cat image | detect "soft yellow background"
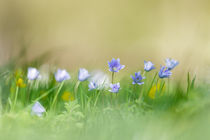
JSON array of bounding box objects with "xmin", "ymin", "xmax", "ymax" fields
[{"xmin": 0, "ymin": 0, "xmax": 209, "ymax": 78}]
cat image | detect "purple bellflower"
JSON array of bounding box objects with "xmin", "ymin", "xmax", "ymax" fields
[
  {"xmin": 31, "ymin": 101, "xmax": 46, "ymax": 117},
  {"xmin": 55, "ymin": 69, "xmax": 71, "ymax": 82},
  {"xmin": 159, "ymin": 66, "xmax": 172, "ymax": 78},
  {"xmin": 108, "ymin": 58, "xmax": 125, "ymax": 72},
  {"xmin": 78, "ymin": 68, "xmax": 90, "ymax": 81},
  {"xmin": 131, "ymin": 71, "xmax": 145, "ymax": 85},
  {"xmin": 27, "ymin": 67, "xmax": 40, "ymax": 80},
  {"xmin": 109, "ymin": 83, "xmax": 120, "ymax": 93},
  {"xmin": 144, "ymin": 61, "xmax": 155, "ymax": 72}
]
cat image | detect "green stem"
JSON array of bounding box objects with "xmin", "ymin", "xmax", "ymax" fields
[
  {"xmin": 111, "ymin": 72, "xmax": 115, "ymax": 105},
  {"xmin": 74, "ymin": 81, "xmax": 81, "ymax": 107},
  {"xmin": 142, "ymin": 71, "xmax": 146, "ymax": 77},
  {"xmin": 74, "ymin": 81, "xmax": 80, "ymax": 96},
  {"xmin": 81, "ymin": 90, "xmax": 84, "ymax": 109},
  {"xmin": 139, "ymin": 71, "xmax": 147, "ymax": 100},
  {"xmin": 147, "ymin": 72, "xmax": 157, "ymax": 95},
  {"xmin": 156, "ymin": 78, "xmax": 159, "ymax": 97},
  {"xmin": 160, "ymin": 80, "xmax": 165, "ymax": 95},
  {"xmin": 133, "ymin": 84, "xmax": 137, "ymax": 100},
  {"xmin": 111, "ymin": 72, "xmax": 114, "ymax": 84},
  {"xmin": 13, "ymin": 86, "xmax": 19, "ymax": 111},
  {"xmin": 51, "ymin": 82, "xmax": 64, "ymax": 109},
  {"xmin": 168, "ymin": 78, "xmax": 170, "ymax": 94},
  {"xmin": 139, "ymin": 87, "xmax": 144, "ymax": 100},
  {"xmin": 94, "ymin": 90, "xmax": 100, "ymax": 107},
  {"xmin": 26, "ymin": 81, "xmax": 31, "ymax": 105},
  {"xmin": 7, "ymin": 98, "xmax": 12, "ymax": 112},
  {"xmin": 33, "ymin": 86, "xmax": 58, "ymax": 103}
]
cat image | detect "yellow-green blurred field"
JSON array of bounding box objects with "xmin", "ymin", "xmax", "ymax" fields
[{"xmin": 0, "ymin": 1, "xmax": 210, "ymax": 140}]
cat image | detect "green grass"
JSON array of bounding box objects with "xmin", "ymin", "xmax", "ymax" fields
[{"xmin": 0, "ymin": 67, "xmax": 210, "ymax": 140}]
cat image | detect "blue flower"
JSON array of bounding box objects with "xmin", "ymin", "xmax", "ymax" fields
[
  {"xmin": 55, "ymin": 69, "xmax": 71, "ymax": 82},
  {"xmin": 27, "ymin": 67, "xmax": 40, "ymax": 80},
  {"xmin": 78, "ymin": 68, "xmax": 90, "ymax": 81},
  {"xmin": 109, "ymin": 83, "xmax": 120, "ymax": 93},
  {"xmin": 108, "ymin": 58, "xmax": 125, "ymax": 72},
  {"xmin": 144, "ymin": 61, "xmax": 155, "ymax": 72},
  {"xmin": 131, "ymin": 71, "xmax": 145, "ymax": 85},
  {"xmin": 88, "ymin": 81, "xmax": 97, "ymax": 91},
  {"xmin": 159, "ymin": 66, "xmax": 172, "ymax": 78},
  {"xmin": 31, "ymin": 101, "xmax": 45, "ymax": 117},
  {"xmin": 165, "ymin": 58, "xmax": 179, "ymax": 70}
]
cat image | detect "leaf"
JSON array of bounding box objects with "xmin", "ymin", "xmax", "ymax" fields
[
  {"xmin": 187, "ymin": 72, "xmax": 191, "ymax": 95},
  {"xmin": 190, "ymin": 75, "xmax": 196, "ymax": 89}
]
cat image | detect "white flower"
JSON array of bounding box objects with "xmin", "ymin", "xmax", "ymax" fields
[
  {"xmin": 31, "ymin": 101, "xmax": 45, "ymax": 117},
  {"xmin": 27, "ymin": 67, "xmax": 40, "ymax": 80},
  {"xmin": 78, "ymin": 68, "xmax": 90, "ymax": 81},
  {"xmin": 88, "ymin": 81, "xmax": 97, "ymax": 91},
  {"xmin": 55, "ymin": 69, "xmax": 71, "ymax": 82},
  {"xmin": 89, "ymin": 70, "xmax": 110, "ymax": 90},
  {"xmin": 144, "ymin": 61, "xmax": 155, "ymax": 72}
]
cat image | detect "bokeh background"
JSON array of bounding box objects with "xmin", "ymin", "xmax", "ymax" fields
[{"xmin": 0, "ymin": 0, "xmax": 210, "ymax": 79}]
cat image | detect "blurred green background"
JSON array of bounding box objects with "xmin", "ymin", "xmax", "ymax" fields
[{"xmin": 0, "ymin": 0, "xmax": 210, "ymax": 77}]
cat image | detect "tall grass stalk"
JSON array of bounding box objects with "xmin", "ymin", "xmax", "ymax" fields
[
  {"xmin": 12, "ymin": 86, "xmax": 19, "ymax": 111},
  {"xmin": 51, "ymin": 81, "xmax": 65, "ymax": 109}
]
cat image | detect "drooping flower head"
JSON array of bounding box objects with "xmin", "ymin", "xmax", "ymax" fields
[
  {"xmin": 78, "ymin": 68, "xmax": 90, "ymax": 81},
  {"xmin": 144, "ymin": 61, "xmax": 155, "ymax": 72},
  {"xmin": 108, "ymin": 58, "xmax": 125, "ymax": 72},
  {"xmin": 131, "ymin": 71, "xmax": 145, "ymax": 85},
  {"xmin": 55, "ymin": 69, "xmax": 71, "ymax": 82},
  {"xmin": 109, "ymin": 83, "xmax": 120, "ymax": 93},
  {"xmin": 31, "ymin": 101, "xmax": 46, "ymax": 117},
  {"xmin": 165, "ymin": 58, "xmax": 179, "ymax": 70},
  {"xmin": 88, "ymin": 81, "xmax": 98, "ymax": 91},
  {"xmin": 27, "ymin": 67, "xmax": 40, "ymax": 80},
  {"xmin": 159, "ymin": 66, "xmax": 172, "ymax": 78}
]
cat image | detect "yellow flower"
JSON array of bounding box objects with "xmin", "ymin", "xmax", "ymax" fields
[
  {"xmin": 148, "ymin": 83, "xmax": 166, "ymax": 99},
  {"xmin": 16, "ymin": 78, "xmax": 26, "ymax": 88},
  {"xmin": 148, "ymin": 83, "xmax": 160, "ymax": 99},
  {"xmin": 62, "ymin": 91, "xmax": 75, "ymax": 102}
]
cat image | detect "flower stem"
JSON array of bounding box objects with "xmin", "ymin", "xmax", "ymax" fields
[
  {"xmin": 142, "ymin": 71, "xmax": 146, "ymax": 77},
  {"xmin": 74, "ymin": 81, "xmax": 80, "ymax": 96},
  {"xmin": 94, "ymin": 90, "xmax": 100, "ymax": 107},
  {"xmin": 81, "ymin": 90, "xmax": 84, "ymax": 109},
  {"xmin": 12, "ymin": 86, "xmax": 19, "ymax": 111},
  {"xmin": 156, "ymin": 78, "xmax": 159, "ymax": 97},
  {"xmin": 33, "ymin": 86, "xmax": 58, "ymax": 103},
  {"xmin": 111, "ymin": 72, "xmax": 114, "ymax": 84},
  {"xmin": 147, "ymin": 72, "xmax": 157, "ymax": 95},
  {"xmin": 74, "ymin": 81, "xmax": 81, "ymax": 106},
  {"xmin": 51, "ymin": 82, "xmax": 64, "ymax": 109},
  {"xmin": 111, "ymin": 72, "xmax": 115, "ymax": 105},
  {"xmin": 168, "ymin": 78, "xmax": 170, "ymax": 94},
  {"xmin": 26, "ymin": 81, "xmax": 31, "ymax": 105}
]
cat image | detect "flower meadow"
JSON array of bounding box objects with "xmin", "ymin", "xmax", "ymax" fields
[{"xmin": 0, "ymin": 57, "xmax": 210, "ymax": 140}]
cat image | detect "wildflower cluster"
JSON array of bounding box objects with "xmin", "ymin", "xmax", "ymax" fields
[{"xmin": 8, "ymin": 57, "xmax": 179, "ymax": 117}]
